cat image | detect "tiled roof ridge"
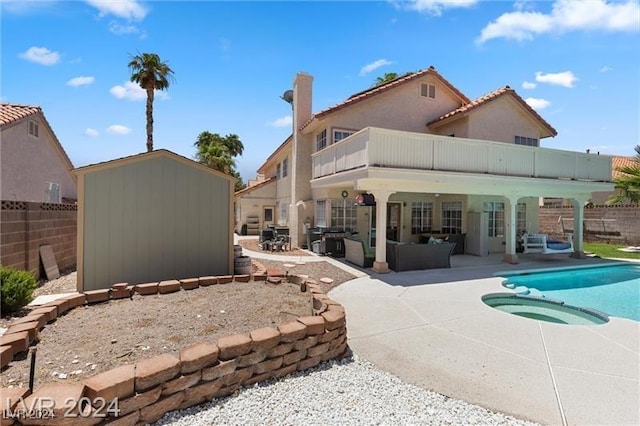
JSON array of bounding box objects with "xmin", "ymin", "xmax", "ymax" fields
[
  {"xmin": 0, "ymin": 103, "xmax": 42, "ymax": 127},
  {"xmin": 300, "ymin": 66, "xmax": 470, "ymax": 130},
  {"xmin": 234, "ymin": 176, "xmax": 276, "ymax": 196},
  {"xmin": 428, "ymin": 85, "xmax": 558, "ymax": 137}
]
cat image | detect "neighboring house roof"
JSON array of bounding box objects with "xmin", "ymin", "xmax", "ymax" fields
[
  {"xmin": 74, "ymin": 149, "xmax": 237, "ymax": 183},
  {"xmin": 0, "ymin": 102, "xmax": 76, "ymax": 177},
  {"xmin": 234, "ymin": 176, "xmax": 275, "ymax": 197},
  {"xmin": 300, "ymin": 66, "xmax": 471, "ymax": 131},
  {"xmin": 427, "ymin": 86, "xmax": 558, "ymax": 138},
  {"xmin": 257, "ymin": 135, "xmax": 292, "ymax": 175},
  {"xmin": 612, "ymin": 156, "xmax": 637, "ymax": 179}
]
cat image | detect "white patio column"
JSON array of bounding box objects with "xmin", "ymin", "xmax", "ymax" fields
[
  {"xmin": 370, "ymin": 190, "xmax": 394, "ymax": 273},
  {"xmin": 502, "ymin": 195, "xmax": 520, "ymax": 264},
  {"xmin": 570, "ymin": 197, "xmax": 588, "ymax": 258}
]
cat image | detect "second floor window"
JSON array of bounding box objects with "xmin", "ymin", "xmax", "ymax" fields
[
  {"xmin": 515, "ymin": 136, "xmax": 538, "ymax": 147},
  {"xmin": 333, "ymin": 129, "xmax": 354, "ymax": 144},
  {"xmin": 411, "ymin": 201, "xmax": 433, "ymax": 234},
  {"xmin": 316, "ymin": 129, "xmax": 327, "ymax": 151},
  {"xmin": 282, "ymin": 158, "xmax": 288, "ymax": 178},
  {"xmin": 276, "ymin": 163, "xmax": 281, "ymax": 179},
  {"xmin": 29, "ymin": 120, "xmax": 39, "ymax": 138},
  {"xmin": 421, "ymin": 83, "xmax": 436, "ymax": 99},
  {"xmin": 441, "ymin": 201, "xmax": 462, "ymax": 234}
]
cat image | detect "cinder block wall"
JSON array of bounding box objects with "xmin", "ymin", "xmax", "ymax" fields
[
  {"xmin": 539, "ymin": 205, "xmax": 640, "ymax": 245},
  {"xmin": 0, "ymin": 200, "xmax": 77, "ymax": 277}
]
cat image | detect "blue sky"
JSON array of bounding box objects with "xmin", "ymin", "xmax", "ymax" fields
[{"xmin": 2, "ymin": 0, "xmax": 639, "ymax": 183}]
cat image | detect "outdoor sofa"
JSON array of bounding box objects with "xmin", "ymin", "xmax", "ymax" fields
[
  {"xmin": 344, "ymin": 236, "xmax": 375, "ymax": 268},
  {"xmin": 386, "ymin": 241, "xmax": 456, "ymax": 272}
]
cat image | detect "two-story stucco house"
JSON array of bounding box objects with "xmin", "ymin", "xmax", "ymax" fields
[
  {"xmin": 235, "ymin": 67, "xmax": 613, "ymax": 272},
  {"xmin": 1, "ymin": 103, "xmax": 77, "ymax": 203}
]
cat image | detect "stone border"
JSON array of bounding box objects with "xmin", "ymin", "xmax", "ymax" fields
[{"xmin": 1, "ymin": 271, "xmax": 348, "ymax": 425}]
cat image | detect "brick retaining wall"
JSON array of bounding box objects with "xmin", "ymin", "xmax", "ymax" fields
[
  {"xmin": 1, "ymin": 201, "xmax": 77, "ymax": 279},
  {"xmin": 0, "ymin": 272, "xmax": 348, "ymax": 425},
  {"xmin": 539, "ymin": 205, "xmax": 640, "ymax": 245}
]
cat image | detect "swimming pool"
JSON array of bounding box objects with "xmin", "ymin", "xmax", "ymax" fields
[{"xmin": 499, "ymin": 263, "xmax": 640, "ymax": 322}]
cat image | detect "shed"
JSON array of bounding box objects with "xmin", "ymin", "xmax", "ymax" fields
[{"xmin": 74, "ymin": 150, "xmax": 236, "ymax": 291}]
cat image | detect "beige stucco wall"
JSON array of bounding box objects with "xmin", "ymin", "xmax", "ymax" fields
[
  {"xmin": 235, "ymin": 180, "xmax": 276, "ymax": 233},
  {"xmin": 1, "ymin": 116, "xmax": 76, "ymax": 202},
  {"xmin": 79, "ymin": 155, "xmax": 232, "ymax": 291},
  {"xmin": 466, "ymin": 96, "xmax": 545, "ymax": 143},
  {"xmin": 309, "ymin": 75, "xmax": 463, "ymax": 143}
]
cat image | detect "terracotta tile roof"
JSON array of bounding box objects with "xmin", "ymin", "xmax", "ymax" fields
[
  {"xmin": 612, "ymin": 155, "xmax": 638, "ymax": 179},
  {"xmin": 234, "ymin": 176, "xmax": 276, "ymax": 197},
  {"xmin": 300, "ymin": 66, "xmax": 470, "ymax": 131},
  {"xmin": 427, "ymin": 86, "xmax": 558, "ymax": 138},
  {"xmin": 0, "ymin": 103, "xmax": 41, "ymax": 127},
  {"xmin": 257, "ymin": 135, "xmax": 292, "ymax": 174}
]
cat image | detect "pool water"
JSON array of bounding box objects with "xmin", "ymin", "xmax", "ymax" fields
[{"xmin": 500, "ymin": 264, "xmax": 640, "ymax": 322}]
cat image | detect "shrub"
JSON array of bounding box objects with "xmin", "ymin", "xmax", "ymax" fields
[{"xmin": 1, "ymin": 266, "xmax": 38, "ymax": 315}]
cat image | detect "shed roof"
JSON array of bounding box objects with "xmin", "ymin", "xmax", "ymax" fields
[{"xmin": 73, "ymin": 149, "xmax": 237, "ymax": 182}]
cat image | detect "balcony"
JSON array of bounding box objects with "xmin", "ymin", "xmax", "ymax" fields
[{"xmin": 311, "ymin": 127, "xmax": 612, "ymax": 182}]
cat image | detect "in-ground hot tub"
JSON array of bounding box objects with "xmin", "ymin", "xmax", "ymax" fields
[{"xmin": 482, "ymin": 293, "xmax": 609, "ymax": 325}]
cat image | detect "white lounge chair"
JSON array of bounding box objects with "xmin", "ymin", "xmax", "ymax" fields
[{"xmin": 521, "ymin": 233, "xmax": 574, "ymax": 254}]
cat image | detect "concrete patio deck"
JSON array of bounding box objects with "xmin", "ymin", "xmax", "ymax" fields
[{"xmin": 328, "ymin": 254, "xmax": 639, "ymax": 425}]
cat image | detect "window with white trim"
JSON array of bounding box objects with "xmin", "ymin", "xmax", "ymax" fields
[
  {"xmin": 441, "ymin": 201, "xmax": 462, "ymax": 234},
  {"xmin": 516, "ymin": 203, "xmax": 527, "ymax": 235},
  {"xmin": 330, "ymin": 199, "xmax": 357, "ymax": 231},
  {"xmin": 278, "ymin": 201, "xmax": 288, "ymax": 225},
  {"xmin": 315, "ymin": 200, "xmax": 327, "ymax": 227},
  {"xmin": 282, "ymin": 157, "xmax": 288, "ymax": 178},
  {"xmin": 316, "ymin": 129, "xmax": 327, "ymax": 151},
  {"xmin": 29, "ymin": 120, "xmax": 39, "ymax": 138},
  {"xmin": 276, "ymin": 163, "xmax": 281, "ymax": 179},
  {"xmin": 484, "ymin": 202, "xmax": 505, "ymax": 238},
  {"xmin": 514, "ymin": 136, "xmax": 538, "ymax": 147},
  {"xmin": 411, "ymin": 201, "xmax": 433, "ymax": 234},
  {"xmin": 421, "ymin": 83, "xmax": 436, "ymax": 99},
  {"xmin": 333, "ymin": 129, "xmax": 354, "ymax": 144},
  {"xmin": 44, "ymin": 182, "xmax": 60, "ymax": 203}
]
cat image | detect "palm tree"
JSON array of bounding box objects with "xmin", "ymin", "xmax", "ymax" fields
[
  {"xmin": 128, "ymin": 52, "xmax": 175, "ymax": 152},
  {"xmin": 608, "ymin": 145, "xmax": 640, "ymax": 204},
  {"xmin": 373, "ymin": 72, "xmax": 399, "ymax": 87}
]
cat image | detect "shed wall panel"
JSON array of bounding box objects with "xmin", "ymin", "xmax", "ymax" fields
[{"xmin": 81, "ymin": 156, "xmax": 231, "ymax": 290}]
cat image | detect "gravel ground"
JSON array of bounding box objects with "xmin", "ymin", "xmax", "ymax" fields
[{"xmin": 156, "ymin": 356, "xmax": 539, "ymax": 426}]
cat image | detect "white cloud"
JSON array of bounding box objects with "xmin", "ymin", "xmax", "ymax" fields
[
  {"xmin": 110, "ymin": 81, "xmax": 169, "ymax": 101},
  {"xmin": 85, "ymin": 0, "xmax": 147, "ymax": 20},
  {"xmin": 535, "ymin": 71, "xmax": 578, "ymax": 88},
  {"xmin": 522, "ymin": 81, "xmax": 537, "ymax": 90},
  {"xmin": 106, "ymin": 125, "xmax": 132, "ymax": 135},
  {"xmin": 478, "ymin": 0, "xmax": 640, "ymax": 43},
  {"xmin": 67, "ymin": 76, "xmax": 95, "ymax": 87},
  {"xmin": 1, "ymin": 0, "xmax": 57, "ymax": 14},
  {"xmin": 19, "ymin": 46, "xmax": 60, "ymax": 66},
  {"xmin": 394, "ymin": 0, "xmax": 478, "ymax": 16},
  {"xmin": 85, "ymin": 128, "xmax": 99, "ymax": 137},
  {"xmin": 360, "ymin": 59, "xmax": 393, "ymax": 76},
  {"xmin": 600, "ymin": 65, "xmax": 613, "ymax": 73},
  {"xmin": 108, "ymin": 21, "xmax": 140, "ymax": 35},
  {"xmin": 525, "ymin": 97, "xmax": 551, "ymax": 110},
  {"xmin": 269, "ymin": 116, "xmax": 292, "ymax": 128}
]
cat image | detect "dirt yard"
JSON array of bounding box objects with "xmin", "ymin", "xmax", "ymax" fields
[{"xmin": 0, "ymin": 259, "xmax": 356, "ymax": 389}]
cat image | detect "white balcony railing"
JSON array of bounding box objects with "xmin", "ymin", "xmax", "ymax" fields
[{"xmin": 311, "ymin": 127, "xmax": 612, "ymax": 182}]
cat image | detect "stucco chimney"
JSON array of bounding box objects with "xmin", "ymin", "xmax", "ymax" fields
[
  {"xmin": 292, "ymin": 72, "xmax": 313, "ymax": 129},
  {"xmin": 289, "ymin": 72, "xmax": 314, "ymax": 249}
]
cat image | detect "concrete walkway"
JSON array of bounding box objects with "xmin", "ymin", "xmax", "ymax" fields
[{"xmin": 328, "ymin": 258, "xmax": 640, "ymax": 425}]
